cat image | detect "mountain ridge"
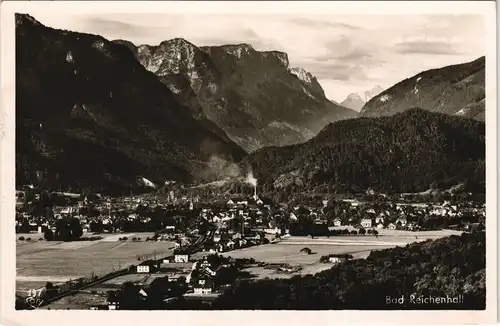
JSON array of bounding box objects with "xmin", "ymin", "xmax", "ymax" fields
[
  {"xmin": 16, "ymin": 13, "xmax": 246, "ymax": 194},
  {"xmin": 359, "ymin": 57, "xmax": 485, "ymax": 120},
  {"xmin": 113, "ymin": 38, "xmax": 358, "ymax": 152}
]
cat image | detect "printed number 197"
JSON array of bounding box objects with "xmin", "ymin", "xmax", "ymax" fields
[{"xmin": 27, "ymin": 289, "xmax": 43, "ymax": 298}]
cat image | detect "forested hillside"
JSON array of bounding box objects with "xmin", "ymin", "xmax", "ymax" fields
[
  {"xmin": 244, "ymin": 108, "xmax": 485, "ymax": 194},
  {"xmin": 16, "ymin": 14, "xmax": 245, "ymax": 194},
  {"xmin": 211, "ymin": 231, "xmax": 485, "ymax": 310}
]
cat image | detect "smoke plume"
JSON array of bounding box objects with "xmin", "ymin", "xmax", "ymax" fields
[
  {"xmin": 203, "ymin": 156, "xmax": 242, "ymax": 180},
  {"xmin": 246, "ymin": 171, "xmax": 257, "ymax": 187}
]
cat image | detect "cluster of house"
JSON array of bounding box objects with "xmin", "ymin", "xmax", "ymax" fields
[
  {"xmin": 15, "ymin": 192, "xmax": 197, "ymax": 234},
  {"xmin": 314, "ymin": 199, "xmax": 485, "ymax": 231},
  {"xmin": 367, "ymin": 201, "xmax": 481, "ymax": 230},
  {"xmin": 349, "ymin": 214, "xmax": 411, "ymax": 230},
  {"xmin": 165, "ymin": 197, "xmax": 278, "ymax": 253},
  {"xmin": 17, "ymin": 185, "xmax": 486, "ymax": 238},
  {"xmin": 125, "ymin": 253, "xmax": 228, "ymax": 300},
  {"xmin": 203, "ymin": 197, "xmax": 273, "ymax": 223},
  {"xmin": 205, "ymin": 196, "xmax": 486, "ymax": 235}
]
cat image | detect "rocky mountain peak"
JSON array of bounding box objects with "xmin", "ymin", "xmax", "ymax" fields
[
  {"xmin": 219, "ymin": 43, "xmax": 255, "ymax": 57},
  {"xmin": 116, "ymin": 37, "xmax": 356, "ymax": 152},
  {"xmin": 133, "ymin": 38, "xmax": 206, "ymax": 76},
  {"xmin": 289, "ymin": 67, "xmax": 313, "ymax": 84},
  {"xmin": 161, "ymin": 37, "xmax": 196, "ymax": 48},
  {"xmin": 263, "ymin": 51, "xmax": 289, "ymax": 68}
]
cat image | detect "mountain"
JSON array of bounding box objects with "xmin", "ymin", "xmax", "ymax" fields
[
  {"xmin": 340, "ymin": 85, "xmax": 384, "ymax": 111},
  {"xmin": 15, "ymin": 14, "xmax": 246, "ymax": 194},
  {"xmin": 359, "ymin": 57, "xmax": 485, "ymax": 120},
  {"xmin": 243, "ymin": 108, "xmax": 485, "ymax": 194},
  {"xmin": 113, "ymin": 39, "xmax": 358, "ymax": 152},
  {"xmin": 340, "ymin": 93, "xmax": 365, "ymax": 111}
]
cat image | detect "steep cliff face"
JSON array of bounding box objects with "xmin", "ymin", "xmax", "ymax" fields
[
  {"xmin": 115, "ymin": 39, "xmax": 357, "ymax": 152},
  {"xmin": 359, "ymin": 57, "xmax": 485, "ymax": 121},
  {"xmin": 113, "ymin": 38, "xmax": 232, "ymax": 141},
  {"xmin": 16, "ymin": 14, "xmax": 246, "ymax": 193},
  {"xmin": 289, "ymin": 67, "xmax": 326, "ymax": 98}
]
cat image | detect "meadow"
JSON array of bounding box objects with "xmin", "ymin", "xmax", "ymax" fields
[
  {"xmin": 222, "ymin": 229, "xmax": 463, "ymax": 279},
  {"xmin": 16, "ymin": 232, "xmax": 174, "ymax": 293},
  {"xmin": 40, "ymin": 293, "xmax": 106, "ymax": 310},
  {"xmin": 85, "ymin": 273, "xmax": 168, "ymax": 293}
]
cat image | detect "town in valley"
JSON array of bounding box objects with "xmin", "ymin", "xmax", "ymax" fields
[
  {"xmin": 16, "ymin": 179, "xmax": 486, "ymax": 310},
  {"xmin": 12, "ymin": 9, "xmax": 488, "ymax": 311}
]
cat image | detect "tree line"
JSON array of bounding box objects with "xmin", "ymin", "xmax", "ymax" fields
[
  {"xmin": 210, "ymin": 231, "xmax": 485, "ymax": 310},
  {"xmin": 244, "ymin": 109, "xmax": 485, "ymax": 195}
]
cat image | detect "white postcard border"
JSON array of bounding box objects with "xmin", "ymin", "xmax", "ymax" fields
[{"xmin": 1, "ymin": 1, "xmax": 497, "ymax": 325}]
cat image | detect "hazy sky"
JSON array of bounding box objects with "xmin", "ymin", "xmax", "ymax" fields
[{"xmin": 25, "ymin": 12, "xmax": 485, "ymax": 102}]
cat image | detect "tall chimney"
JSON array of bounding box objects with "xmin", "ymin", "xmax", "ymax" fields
[{"xmin": 254, "ymin": 185, "xmax": 257, "ymax": 200}]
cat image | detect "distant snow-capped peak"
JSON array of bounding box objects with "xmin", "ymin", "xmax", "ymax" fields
[
  {"xmin": 346, "ymin": 93, "xmax": 364, "ymax": 101},
  {"xmin": 340, "ymin": 93, "xmax": 366, "ymax": 111}
]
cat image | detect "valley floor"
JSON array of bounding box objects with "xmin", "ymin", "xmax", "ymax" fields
[
  {"xmin": 221, "ymin": 229, "xmax": 463, "ymax": 279},
  {"xmin": 16, "ymin": 232, "xmax": 171, "ymax": 294},
  {"xmin": 16, "ymin": 229, "xmax": 463, "ymax": 309}
]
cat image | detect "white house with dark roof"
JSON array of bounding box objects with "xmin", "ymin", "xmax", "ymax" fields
[
  {"xmin": 137, "ymin": 265, "xmax": 150, "ymax": 273},
  {"xmin": 193, "ymin": 278, "xmax": 214, "ymax": 295},
  {"xmin": 327, "ymin": 254, "xmax": 352, "ymax": 264},
  {"xmin": 175, "ymin": 254, "xmax": 189, "ymax": 263},
  {"xmin": 361, "ymin": 218, "xmax": 372, "ymax": 228}
]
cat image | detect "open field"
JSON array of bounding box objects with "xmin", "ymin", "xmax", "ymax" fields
[
  {"xmin": 222, "ymin": 230, "xmax": 463, "ymax": 279},
  {"xmin": 16, "ymin": 233, "xmax": 175, "ymax": 292},
  {"xmin": 40, "ymin": 293, "xmax": 107, "ymax": 310},
  {"xmin": 225, "ymin": 242, "xmax": 396, "ymax": 264},
  {"xmin": 86, "ymin": 273, "xmax": 168, "ymax": 292}
]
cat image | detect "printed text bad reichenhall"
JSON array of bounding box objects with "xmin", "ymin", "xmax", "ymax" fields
[{"xmin": 386, "ymin": 294, "xmax": 465, "ymax": 305}]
